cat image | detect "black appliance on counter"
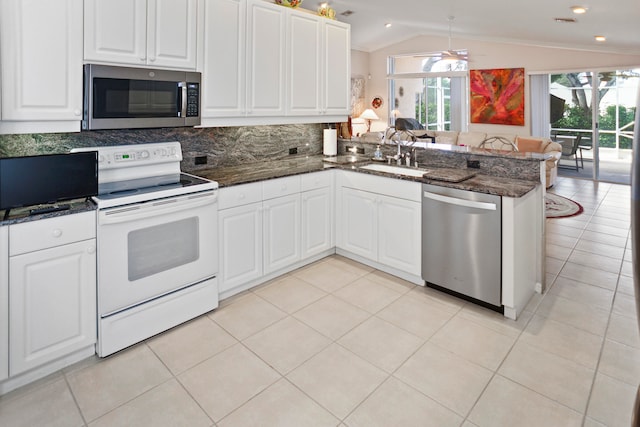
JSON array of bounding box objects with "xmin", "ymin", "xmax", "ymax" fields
[{"xmin": 0, "ymin": 151, "xmax": 98, "ymax": 213}]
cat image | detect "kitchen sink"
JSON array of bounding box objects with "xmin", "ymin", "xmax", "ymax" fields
[{"xmin": 359, "ymin": 163, "xmax": 429, "ymax": 177}]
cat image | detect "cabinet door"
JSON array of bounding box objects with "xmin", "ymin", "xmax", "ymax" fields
[
  {"xmin": 301, "ymin": 188, "xmax": 333, "ymax": 259},
  {"xmin": 287, "ymin": 12, "xmax": 321, "ymax": 115},
  {"xmin": 340, "ymin": 188, "xmax": 377, "ymax": 260},
  {"xmin": 377, "ymin": 195, "xmax": 422, "ymax": 275},
  {"xmin": 246, "ymin": 0, "xmax": 285, "ymax": 116},
  {"xmin": 84, "ymin": 0, "xmax": 147, "ymax": 65},
  {"xmin": 263, "ymin": 194, "xmax": 301, "ymax": 274},
  {"xmin": 0, "ymin": 227, "xmax": 8, "ymax": 381},
  {"xmin": 219, "ymin": 203, "xmax": 263, "ymax": 293},
  {"xmin": 323, "ymin": 19, "xmax": 350, "ymax": 115},
  {"xmin": 0, "ymin": 0, "xmax": 83, "ymax": 121},
  {"xmin": 201, "ymin": 0, "xmax": 246, "ymax": 117},
  {"xmin": 147, "ymin": 0, "xmax": 197, "ymax": 69},
  {"xmin": 9, "ymin": 240, "xmax": 97, "ymax": 376}
]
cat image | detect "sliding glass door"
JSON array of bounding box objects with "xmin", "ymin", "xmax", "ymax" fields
[{"xmin": 550, "ymin": 69, "xmax": 639, "ymax": 184}]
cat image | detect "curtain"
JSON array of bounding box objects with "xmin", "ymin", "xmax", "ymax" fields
[
  {"xmin": 530, "ymin": 74, "xmax": 550, "ymax": 138},
  {"xmin": 450, "ymin": 76, "xmax": 467, "ymax": 132}
]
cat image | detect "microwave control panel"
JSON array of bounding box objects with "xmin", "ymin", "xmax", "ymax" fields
[{"xmin": 186, "ymin": 83, "xmax": 199, "ymax": 117}]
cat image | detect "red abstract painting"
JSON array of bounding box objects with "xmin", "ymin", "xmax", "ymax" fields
[{"xmin": 469, "ymin": 67, "xmax": 525, "ymax": 126}]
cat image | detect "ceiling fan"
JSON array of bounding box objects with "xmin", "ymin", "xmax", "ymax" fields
[
  {"xmin": 412, "ymin": 16, "xmax": 468, "ymax": 63},
  {"xmin": 439, "ymin": 16, "xmax": 468, "ymax": 61}
]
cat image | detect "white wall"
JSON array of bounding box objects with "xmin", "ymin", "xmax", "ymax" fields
[{"xmin": 357, "ymin": 35, "xmax": 640, "ymax": 135}]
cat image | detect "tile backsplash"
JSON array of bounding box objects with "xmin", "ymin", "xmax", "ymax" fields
[{"xmin": 0, "ymin": 124, "xmax": 324, "ymax": 173}]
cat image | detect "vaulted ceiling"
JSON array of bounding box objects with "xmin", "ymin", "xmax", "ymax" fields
[{"xmin": 301, "ymin": 0, "xmax": 640, "ymax": 55}]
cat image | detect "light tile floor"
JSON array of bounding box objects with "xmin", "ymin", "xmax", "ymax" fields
[{"xmin": 1, "ymin": 177, "xmax": 638, "ymax": 427}]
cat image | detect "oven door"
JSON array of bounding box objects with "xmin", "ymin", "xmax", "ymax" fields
[{"xmin": 97, "ymin": 190, "xmax": 218, "ymax": 316}]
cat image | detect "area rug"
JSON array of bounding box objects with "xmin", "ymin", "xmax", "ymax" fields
[{"xmin": 545, "ymin": 193, "xmax": 583, "ymax": 218}]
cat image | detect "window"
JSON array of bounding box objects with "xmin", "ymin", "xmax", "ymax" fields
[{"xmin": 388, "ymin": 52, "xmax": 468, "ymax": 131}]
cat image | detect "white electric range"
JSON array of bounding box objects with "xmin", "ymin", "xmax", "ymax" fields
[{"xmin": 72, "ymin": 142, "xmax": 219, "ymax": 356}]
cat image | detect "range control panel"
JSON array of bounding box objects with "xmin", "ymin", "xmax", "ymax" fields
[
  {"xmin": 71, "ymin": 142, "xmax": 183, "ymax": 172},
  {"xmin": 71, "ymin": 141, "xmax": 182, "ymax": 182},
  {"xmin": 112, "ymin": 145, "xmax": 179, "ymax": 163}
]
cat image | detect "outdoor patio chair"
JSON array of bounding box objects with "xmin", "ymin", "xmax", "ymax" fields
[{"xmin": 557, "ymin": 135, "xmax": 582, "ymax": 171}]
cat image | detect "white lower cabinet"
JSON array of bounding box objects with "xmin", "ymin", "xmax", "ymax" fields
[
  {"xmin": 337, "ymin": 171, "xmax": 422, "ymax": 277},
  {"xmin": 7, "ymin": 212, "xmax": 96, "ymax": 377},
  {"xmin": 340, "ymin": 187, "xmax": 377, "ymax": 260},
  {"xmin": 301, "ymin": 186, "xmax": 333, "ymax": 258},
  {"xmin": 263, "ymin": 193, "xmax": 301, "ymax": 274},
  {"xmin": 377, "ymin": 194, "xmax": 422, "ymax": 275},
  {"xmin": 218, "ymin": 201, "xmax": 263, "ymax": 293},
  {"xmin": 218, "ymin": 172, "xmax": 333, "ymax": 297},
  {"xmin": 0, "ymin": 226, "xmax": 8, "ymax": 382}
]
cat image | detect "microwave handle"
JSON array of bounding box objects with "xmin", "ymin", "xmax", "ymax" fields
[{"xmin": 178, "ymin": 82, "xmax": 187, "ymax": 118}]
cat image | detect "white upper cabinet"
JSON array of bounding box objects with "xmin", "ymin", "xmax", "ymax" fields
[
  {"xmin": 246, "ymin": 0, "xmax": 286, "ymax": 116},
  {"xmin": 83, "ymin": 0, "xmax": 147, "ymax": 66},
  {"xmin": 199, "ymin": 0, "xmax": 350, "ymax": 125},
  {"xmin": 147, "ymin": 0, "xmax": 198, "ymax": 69},
  {"xmin": 288, "ymin": 15, "xmax": 350, "ymax": 117},
  {"xmin": 287, "ymin": 12, "xmax": 322, "ymax": 115},
  {"xmin": 323, "ymin": 19, "xmax": 350, "ymax": 115},
  {"xmin": 0, "ymin": 0, "xmax": 83, "ymax": 128},
  {"xmin": 200, "ymin": 0, "xmax": 246, "ymax": 117},
  {"xmin": 84, "ymin": 0, "xmax": 198, "ymax": 70}
]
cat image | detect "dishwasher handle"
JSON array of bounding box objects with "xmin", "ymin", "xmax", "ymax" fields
[{"xmin": 423, "ymin": 191, "xmax": 497, "ymax": 211}]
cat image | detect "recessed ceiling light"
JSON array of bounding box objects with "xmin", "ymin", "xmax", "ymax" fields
[
  {"xmin": 554, "ymin": 17, "xmax": 577, "ymax": 23},
  {"xmin": 594, "ymin": 35, "xmax": 606, "ymax": 42},
  {"xmin": 385, "ymin": 22, "xmax": 392, "ymax": 28},
  {"xmin": 340, "ymin": 10, "xmax": 354, "ymax": 17},
  {"xmin": 571, "ymin": 6, "xmax": 588, "ymax": 14}
]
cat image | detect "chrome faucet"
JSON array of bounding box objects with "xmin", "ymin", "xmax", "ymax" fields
[{"xmin": 383, "ymin": 126, "xmax": 417, "ymax": 165}]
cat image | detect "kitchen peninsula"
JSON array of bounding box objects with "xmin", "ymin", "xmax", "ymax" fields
[{"xmin": 199, "ymin": 142, "xmax": 545, "ymax": 321}]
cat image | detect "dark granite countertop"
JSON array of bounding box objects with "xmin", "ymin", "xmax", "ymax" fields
[
  {"xmin": 196, "ymin": 154, "xmax": 538, "ymax": 198},
  {"xmin": 197, "ymin": 156, "xmax": 333, "ymax": 187},
  {"xmin": 0, "ymin": 198, "xmax": 96, "ymax": 226}
]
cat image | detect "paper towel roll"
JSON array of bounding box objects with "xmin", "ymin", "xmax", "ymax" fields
[{"xmin": 323, "ymin": 129, "xmax": 337, "ymax": 156}]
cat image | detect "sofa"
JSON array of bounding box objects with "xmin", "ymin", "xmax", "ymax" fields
[{"xmin": 360, "ymin": 129, "xmax": 562, "ymax": 188}]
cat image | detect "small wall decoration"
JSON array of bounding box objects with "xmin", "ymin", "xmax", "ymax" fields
[
  {"xmin": 350, "ymin": 77, "xmax": 366, "ymax": 117},
  {"xmin": 469, "ymin": 67, "xmax": 525, "ymax": 126},
  {"xmin": 371, "ymin": 96, "xmax": 383, "ymax": 109}
]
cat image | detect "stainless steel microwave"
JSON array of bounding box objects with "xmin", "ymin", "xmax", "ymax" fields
[{"xmin": 83, "ymin": 64, "xmax": 201, "ymax": 130}]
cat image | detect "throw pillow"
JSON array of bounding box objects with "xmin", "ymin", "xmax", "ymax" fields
[{"xmin": 517, "ymin": 137, "xmax": 544, "ymax": 153}]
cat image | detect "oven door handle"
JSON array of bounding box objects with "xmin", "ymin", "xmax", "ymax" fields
[{"xmin": 99, "ymin": 192, "xmax": 216, "ymax": 225}]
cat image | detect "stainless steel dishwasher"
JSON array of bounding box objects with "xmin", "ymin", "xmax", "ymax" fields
[{"xmin": 421, "ymin": 183, "xmax": 503, "ymax": 312}]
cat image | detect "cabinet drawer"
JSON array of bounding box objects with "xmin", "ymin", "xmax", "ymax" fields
[
  {"xmin": 262, "ymin": 175, "xmax": 301, "ymax": 200},
  {"xmin": 301, "ymin": 170, "xmax": 332, "ymax": 192},
  {"xmin": 337, "ymin": 170, "xmax": 422, "ymax": 202},
  {"xmin": 9, "ymin": 211, "xmax": 96, "ymax": 256},
  {"xmin": 219, "ymin": 182, "xmax": 262, "ymax": 210}
]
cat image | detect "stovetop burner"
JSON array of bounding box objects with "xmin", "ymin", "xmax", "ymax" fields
[
  {"xmin": 94, "ymin": 172, "xmax": 216, "ymax": 208},
  {"xmin": 71, "ymin": 141, "xmax": 218, "ymax": 209}
]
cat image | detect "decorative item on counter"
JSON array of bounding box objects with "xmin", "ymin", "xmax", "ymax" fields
[
  {"xmin": 371, "ymin": 96, "xmax": 383, "ymax": 109},
  {"xmin": 274, "ymin": 0, "xmax": 303, "ymax": 8},
  {"xmin": 373, "ymin": 145, "xmax": 383, "ymax": 161},
  {"xmin": 323, "ymin": 125, "xmax": 337, "ymax": 156},
  {"xmin": 317, "ymin": 3, "xmax": 336, "ymax": 19},
  {"xmin": 339, "ymin": 117, "xmax": 352, "ymax": 139},
  {"xmin": 359, "ymin": 108, "xmax": 379, "ymax": 132}
]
